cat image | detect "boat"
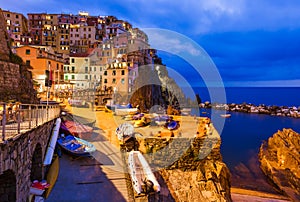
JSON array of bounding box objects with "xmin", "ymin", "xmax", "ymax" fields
[
  {"xmin": 220, "ymin": 114, "xmax": 231, "ymax": 118},
  {"xmin": 115, "ymin": 107, "xmax": 138, "ymax": 116},
  {"xmin": 43, "ymin": 118, "xmax": 61, "ymax": 166},
  {"xmin": 181, "ymin": 108, "xmax": 192, "ymax": 116},
  {"xmin": 116, "ymin": 123, "xmax": 134, "ymax": 142},
  {"xmin": 167, "ymin": 120, "xmax": 179, "ymax": 130},
  {"xmin": 128, "ymin": 151, "xmax": 160, "ymax": 195},
  {"xmin": 57, "ymin": 134, "xmax": 96, "ymax": 156},
  {"xmin": 106, "ymin": 103, "xmax": 138, "ymax": 116},
  {"xmin": 44, "ymin": 154, "xmax": 59, "ymax": 199},
  {"xmin": 60, "ymin": 120, "xmax": 93, "ymax": 139}
]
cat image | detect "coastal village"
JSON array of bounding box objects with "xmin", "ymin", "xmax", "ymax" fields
[{"xmin": 0, "ymin": 8, "xmax": 299, "ymax": 202}]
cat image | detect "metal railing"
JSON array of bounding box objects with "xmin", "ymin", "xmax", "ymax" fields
[{"xmin": 0, "ymin": 103, "xmax": 61, "ymax": 142}]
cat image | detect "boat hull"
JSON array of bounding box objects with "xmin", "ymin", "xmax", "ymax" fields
[
  {"xmin": 128, "ymin": 151, "xmax": 160, "ymax": 195},
  {"xmin": 57, "ymin": 135, "xmax": 96, "ymax": 157}
]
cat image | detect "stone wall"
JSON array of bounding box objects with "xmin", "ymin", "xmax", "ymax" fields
[
  {"xmin": 137, "ymin": 136, "xmax": 232, "ymax": 201},
  {"xmin": 0, "ymin": 120, "xmax": 56, "ymax": 202},
  {"xmin": 0, "ymin": 61, "xmax": 21, "ymax": 101}
]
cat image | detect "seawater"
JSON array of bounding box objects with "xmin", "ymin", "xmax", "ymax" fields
[{"xmin": 191, "ymin": 87, "xmax": 300, "ymax": 191}]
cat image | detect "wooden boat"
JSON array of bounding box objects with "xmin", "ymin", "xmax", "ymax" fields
[
  {"xmin": 128, "ymin": 151, "xmax": 160, "ymax": 195},
  {"xmin": 220, "ymin": 114, "xmax": 231, "ymax": 118},
  {"xmin": 60, "ymin": 120, "xmax": 93, "ymax": 139},
  {"xmin": 57, "ymin": 134, "xmax": 96, "ymax": 156},
  {"xmin": 44, "ymin": 155, "xmax": 59, "ymax": 199}
]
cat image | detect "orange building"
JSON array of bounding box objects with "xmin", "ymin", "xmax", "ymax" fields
[{"xmin": 15, "ymin": 45, "xmax": 64, "ymax": 93}]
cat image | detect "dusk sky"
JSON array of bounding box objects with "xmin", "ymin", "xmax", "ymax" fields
[{"xmin": 1, "ymin": 0, "xmax": 300, "ymax": 87}]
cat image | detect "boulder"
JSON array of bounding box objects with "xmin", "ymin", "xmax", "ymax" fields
[{"xmin": 258, "ymin": 128, "xmax": 300, "ymax": 201}]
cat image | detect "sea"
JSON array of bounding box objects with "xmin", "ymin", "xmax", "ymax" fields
[{"xmin": 192, "ymin": 87, "xmax": 300, "ymax": 191}]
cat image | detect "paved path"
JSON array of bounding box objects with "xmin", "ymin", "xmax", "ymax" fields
[{"xmin": 46, "ymin": 134, "xmax": 130, "ymax": 202}]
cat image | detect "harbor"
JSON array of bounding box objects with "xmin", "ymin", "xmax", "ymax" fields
[{"xmin": 44, "ymin": 104, "xmax": 290, "ymax": 202}]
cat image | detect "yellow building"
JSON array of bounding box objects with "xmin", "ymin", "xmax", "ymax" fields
[
  {"xmin": 2, "ymin": 10, "xmax": 28, "ymax": 47},
  {"xmin": 15, "ymin": 45, "xmax": 64, "ymax": 93}
]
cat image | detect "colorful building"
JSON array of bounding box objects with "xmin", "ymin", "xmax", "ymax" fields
[
  {"xmin": 15, "ymin": 45, "xmax": 64, "ymax": 93},
  {"xmin": 2, "ymin": 10, "xmax": 28, "ymax": 47}
]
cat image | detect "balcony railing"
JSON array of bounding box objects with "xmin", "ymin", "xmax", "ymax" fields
[{"xmin": 0, "ymin": 103, "xmax": 61, "ymax": 142}]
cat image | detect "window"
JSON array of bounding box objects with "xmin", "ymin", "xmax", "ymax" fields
[
  {"xmin": 71, "ymin": 66, "xmax": 75, "ymax": 72},
  {"xmin": 121, "ymin": 70, "xmax": 125, "ymax": 75},
  {"xmin": 71, "ymin": 58, "xmax": 75, "ymax": 63},
  {"xmin": 104, "ymin": 71, "xmax": 107, "ymax": 76},
  {"xmin": 25, "ymin": 49, "xmax": 30, "ymax": 55},
  {"xmin": 121, "ymin": 78, "xmax": 125, "ymax": 84},
  {"xmin": 112, "ymin": 78, "xmax": 116, "ymax": 84},
  {"xmin": 85, "ymin": 75, "xmax": 88, "ymax": 79},
  {"xmin": 65, "ymin": 75, "xmax": 68, "ymax": 80},
  {"xmin": 85, "ymin": 67, "xmax": 88, "ymax": 73},
  {"xmin": 104, "ymin": 79, "xmax": 107, "ymax": 84},
  {"xmin": 112, "ymin": 70, "xmax": 116, "ymax": 76},
  {"xmin": 71, "ymin": 75, "xmax": 75, "ymax": 79},
  {"xmin": 26, "ymin": 60, "xmax": 30, "ymax": 66},
  {"xmin": 94, "ymin": 67, "xmax": 96, "ymax": 71}
]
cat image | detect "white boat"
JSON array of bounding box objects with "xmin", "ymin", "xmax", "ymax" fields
[
  {"xmin": 43, "ymin": 118, "xmax": 61, "ymax": 166},
  {"xmin": 220, "ymin": 114, "xmax": 231, "ymax": 118},
  {"xmin": 128, "ymin": 151, "xmax": 160, "ymax": 195},
  {"xmin": 115, "ymin": 108, "xmax": 138, "ymax": 116}
]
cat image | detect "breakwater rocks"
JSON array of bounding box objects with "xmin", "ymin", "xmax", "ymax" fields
[
  {"xmin": 258, "ymin": 129, "xmax": 300, "ymax": 201},
  {"xmin": 138, "ymin": 136, "xmax": 232, "ymax": 201},
  {"xmin": 200, "ymin": 102, "xmax": 300, "ymax": 118}
]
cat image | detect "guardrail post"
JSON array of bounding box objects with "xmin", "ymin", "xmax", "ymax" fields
[
  {"xmin": 17, "ymin": 110, "xmax": 20, "ymax": 134},
  {"xmin": 36, "ymin": 106, "xmax": 38, "ymax": 126},
  {"xmin": 2, "ymin": 103, "xmax": 6, "ymax": 141},
  {"xmin": 29, "ymin": 105, "xmax": 31, "ymax": 129}
]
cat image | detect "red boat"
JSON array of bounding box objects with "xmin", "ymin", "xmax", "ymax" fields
[{"xmin": 60, "ymin": 120, "xmax": 93, "ymax": 140}]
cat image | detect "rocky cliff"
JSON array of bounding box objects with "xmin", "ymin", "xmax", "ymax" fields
[
  {"xmin": 129, "ymin": 51, "xmax": 186, "ymax": 112},
  {"xmin": 138, "ymin": 136, "xmax": 232, "ymax": 201},
  {"xmin": 0, "ymin": 9, "xmax": 38, "ymax": 103},
  {"xmin": 259, "ymin": 128, "xmax": 300, "ymax": 201}
]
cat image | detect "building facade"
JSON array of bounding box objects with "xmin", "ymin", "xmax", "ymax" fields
[{"xmin": 2, "ymin": 10, "xmax": 28, "ymax": 47}]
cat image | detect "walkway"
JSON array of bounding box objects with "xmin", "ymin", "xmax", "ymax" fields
[{"xmin": 46, "ymin": 128, "xmax": 130, "ymax": 202}]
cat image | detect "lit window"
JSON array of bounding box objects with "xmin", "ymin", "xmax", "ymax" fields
[{"xmin": 121, "ymin": 78, "xmax": 125, "ymax": 84}]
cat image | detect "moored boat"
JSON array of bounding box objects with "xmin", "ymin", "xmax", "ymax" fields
[
  {"xmin": 57, "ymin": 134, "xmax": 96, "ymax": 156},
  {"xmin": 60, "ymin": 120, "xmax": 93, "ymax": 139},
  {"xmin": 220, "ymin": 114, "xmax": 231, "ymax": 118},
  {"xmin": 128, "ymin": 151, "xmax": 160, "ymax": 195}
]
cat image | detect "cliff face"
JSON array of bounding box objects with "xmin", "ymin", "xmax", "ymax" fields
[
  {"xmin": 139, "ymin": 136, "xmax": 232, "ymax": 201},
  {"xmin": 0, "ymin": 10, "xmax": 38, "ymax": 103},
  {"xmin": 259, "ymin": 129, "xmax": 300, "ymax": 201},
  {"xmin": 129, "ymin": 51, "xmax": 186, "ymax": 112}
]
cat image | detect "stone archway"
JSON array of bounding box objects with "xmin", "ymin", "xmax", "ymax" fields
[
  {"xmin": 30, "ymin": 143, "xmax": 43, "ymax": 182},
  {"xmin": 0, "ymin": 169, "xmax": 16, "ymax": 202}
]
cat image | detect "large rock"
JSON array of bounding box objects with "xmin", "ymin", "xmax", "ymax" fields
[
  {"xmin": 259, "ymin": 128, "xmax": 300, "ymax": 201},
  {"xmin": 141, "ymin": 136, "xmax": 232, "ymax": 201}
]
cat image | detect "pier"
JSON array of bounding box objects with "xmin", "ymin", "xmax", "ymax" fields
[{"xmin": 0, "ymin": 103, "xmax": 60, "ymax": 201}]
